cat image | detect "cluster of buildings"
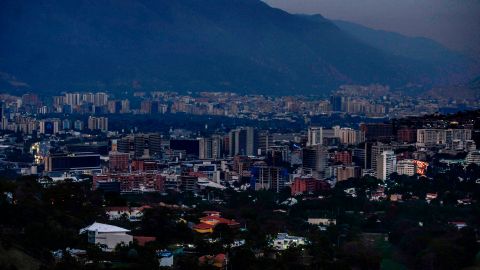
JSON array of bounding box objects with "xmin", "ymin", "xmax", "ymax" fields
[
  {"xmin": 1, "ymin": 88, "xmax": 479, "ymax": 197},
  {"xmin": 22, "ymin": 117, "xmax": 476, "ymax": 197},
  {"xmin": 1, "ymin": 84, "xmax": 478, "ymax": 128},
  {"xmin": 1, "ymin": 112, "xmax": 478, "ymax": 196}
]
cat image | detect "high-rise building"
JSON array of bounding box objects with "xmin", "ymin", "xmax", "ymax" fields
[
  {"xmin": 74, "ymin": 120, "xmax": 84, "ymax": 131},
  {"xmin": 199, "ymin": 136, "xmax": 222, "ymax": 160},
  {"xmin": 466, "ymin": 150, "xmax": 480, "ymax": 165},
  {"xmin": 397, "ymin": 128, "xmax": 417, "ymax": 143},
  {"xmin": 148, "ymin": 133, "xmax": 162, "ymax": 158},
  {"xmin": 62, "ymin": 119, "xmax": 71, "ymax": 130},
  {"xmin": 258, "ymin": 131, "xmax": 272, "ymax": 155},
  {"xmin": 302, "ymin": 145, "xmax": 328, "ymax": 179},
  {"xmin": 334, "ymin": 151, "xmax": 352, "ymax": 165},
  {"xmin": 307, "ymin": 127, "xmax": 323, "ymax": 147},
  {"xmin": 330, "ymin": 95, "xmax": 342, "ymax": 111},
  {"xmin": 121, "ymin": 99, "xmax": 130, "ymax": 113},
  {"xmin": 65, "ymin": 92, "xmax": 81, "ymax": 107},
  {"xmin": 307, "ymin": 126, "xmax": 336, "ymax": 146},
  {"xmin": 336, "ymin": 165, "xmax": 361, "ymax": 181},
  {"xmin": 361, "ymin": 123, "xmax": 393, "ymax": 142},
  {"xmin": 416, "ymin": 129, "xmax": 445, "ymax": 147},
  {"xmin": 352, "ymin": 147, "xmax": 365, "ymax": 168},
  {"xmin": 396, "ymin": 159, "xmax": 415, "ymax": 176},
  {"xmin": 134, "ymin": 135, "xmax": 146, "ymax": 158},
  {"xmin": 229, "ymin": 127, "xmax": 258, "ymax": 156},
  {"xmin": 94, "ymin": 92, "xmax": 108, "ymax": 107},
  {"xmin": 371, "ymin": 143, "xmax": 393, "ymax": 173},
  {"xmin": 87, "ymin": 116, "xmax": 108, "ymax": 132},
  {"xmin": 39, "ymin": 119, "xmax": 61, "ymax": 135},
  {"xmin": 199, "ymin": 138, "xmax": 213, "ymax": 160},
  {"xmin": 117, "ymin": 136, "xmax": 132, "ymax": 154},
  {"xmin": 376, "ymin": 150, "xmax": 396, "ymax": 180},
  {"xmin": 415, "ymin": 129, "xmax": 471, "ymax": 148},
  {"xmin": 107, "ymin": 100, "xmax": 122, "ymax": 114},
  {"xmin": 109, "ymin": 151, "xmax": 130, "ymax": 172},
  {"xmin": 333, "ymin": 126, "xmax": 365, "ymax": 145},
  {"xmin": 250, "ymin": 166, "xmax": 287, "ymax": 193}
]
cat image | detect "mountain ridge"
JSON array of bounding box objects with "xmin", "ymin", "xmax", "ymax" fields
[{"xmin": 0, "ymin": 0, "xmax": 477, "ymax": 95}]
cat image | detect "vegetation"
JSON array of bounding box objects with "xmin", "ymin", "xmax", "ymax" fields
[{"xmin": 0, "ymin": 163, "xmax": 479, "ymax": 269}]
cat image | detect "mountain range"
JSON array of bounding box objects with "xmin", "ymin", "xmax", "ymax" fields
[{"xmin": 0, "ymin": 0, "xmax": 478, "ymax": 95}]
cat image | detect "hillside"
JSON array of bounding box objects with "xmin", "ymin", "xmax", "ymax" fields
[{"xmin": 0, "ymin": 0, "xmax": 477, "ymax": 95}]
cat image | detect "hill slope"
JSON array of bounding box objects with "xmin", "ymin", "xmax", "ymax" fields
[
  {"xmin": 0, "ymin": 0, "xmax": 477, "ymax": 95},
  {"xmin": 333, "ymin": 19, "xmax": 478, "ymax": 84}
]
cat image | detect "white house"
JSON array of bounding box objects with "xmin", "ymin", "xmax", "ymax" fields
[
  {"xmin": 80, "ymin": 222, "xmax": 133, "ymax": 251},
  {"xmin": 157, "ymin": 250, "xmax": 174, "ymax": 268},
  {"xmin": 271, "ymin": 233, "xmax": 307, "ymax": 250}
]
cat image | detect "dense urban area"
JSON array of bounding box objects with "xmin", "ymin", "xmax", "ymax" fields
[{"xmin": 1, "ymin": 86, "xmax": 480, "ymax": 270}]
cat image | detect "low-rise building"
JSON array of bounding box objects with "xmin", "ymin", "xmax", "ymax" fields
[
  {"xmin": 271, "ymin": 233, "xmax": 307, "ymax": 250},
  {"xmin": 80, "ymin": 222, "xmax": 133, "ymax": 251}
]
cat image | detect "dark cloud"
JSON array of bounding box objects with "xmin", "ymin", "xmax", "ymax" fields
[{"xmin": 264, "ymin": 0, "xmax": 480, "ymax": 57}]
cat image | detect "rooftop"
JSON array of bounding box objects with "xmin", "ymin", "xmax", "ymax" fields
[{"xmin": 79, "ymin": 222, "xmax": 130, "ymax": 234}]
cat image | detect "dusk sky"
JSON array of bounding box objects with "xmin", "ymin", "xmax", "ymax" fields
[{"xmin": 264, "ymin": 0, "xmax": 480, "ymax": 57}]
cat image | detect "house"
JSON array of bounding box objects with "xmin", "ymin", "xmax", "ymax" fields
[
  {"xmin": 192, "ymin": 211, "xmax": 240, "ymax": 233},
  {"xmin": 157, "ymin": 250, "xmax": 174, "ymax": 268},
  {"xmin": 271, "ymin": 233, "xmax": 307, "ymax": 250},
  {"xmin": 79, "ymin": 222, "xmax": 133, "ymax": 251}
]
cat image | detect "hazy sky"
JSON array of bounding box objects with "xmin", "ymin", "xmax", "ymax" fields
[{"xmin": 264, "ymin": 0, "xmax": 480, "ymax": 57}]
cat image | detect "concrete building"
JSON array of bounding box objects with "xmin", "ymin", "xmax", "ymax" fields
[
  {"xmin": 371, "ymin": 143, "xmax": 393, "ymax": 174},
  {"xmin": 228, "ymin": 127, "xmax": 258, "ymax": 156},
  {"xmin": 333, "ymin": 126, "xmax": 365, "ymax": 145},
  {"xmin": 271, "ymin": 233, "xmax": 307, "ymax": 250},
  {"xmin": 466, "ymin": 150, "xmax": 480, "ymax": 165},
  {"xmin": 250, "ymin": 166, "xmax": 286, "ymax": 193},
  {"xmin": 199, "ymin": 136, "xmax": 223, "ymax": 159},
  {"xmin": 109, "ymin": 151, "xmax": 130, "ymax": 172},
  {"xmin": 291, "ymin": 177, "xmax": 329, "ymax": 196},
  {"xmin": 80, "ymin": 222, "xmax": 132, "ymax": 251},
  {"xmin": 87, "ymin": 116, "xmax": 108, "ymax": 132},
  {"xmin": 376, "ymin": 150, "xmax": 396, "ymax": 181},
  {"xmin": 39, "ymin": 118, "xmax": 61, "ymax": 135},
  {"xmin": 336, "ymin": 165, "xmax": 361, "ymax": 181},
  {"xmin": 302, "ymin": 145, "xmax": 328, "ymax": 179},
  {"xmin": 396, "ymin": 159, "xmax": 416, "ymax": 176},
  {"xmin": 417, "ymin": 129, "xmax": 471, "ymax": 148}
]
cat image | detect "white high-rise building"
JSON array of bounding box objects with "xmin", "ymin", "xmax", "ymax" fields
[
  {"xmin": 333, "ymin": 126, "xmax": 365, "ymax": 145},
  {"xmin": 65, "ymin": 92, "xmax": 81, "ymax": 107},
  {"xmin": 417, "ymin": 129, "xmax": 471, "ymax": 148},
  {"xmin": 377, "ymin": 150, "xmax": 396, "ymax": 181},
  {"xmin": 307, "ymin": 127, "xmax": 323, "ymax": 146},
  {"xmin": 307, "ymin": 127, "xmax": 335, "ymax": 146}
]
